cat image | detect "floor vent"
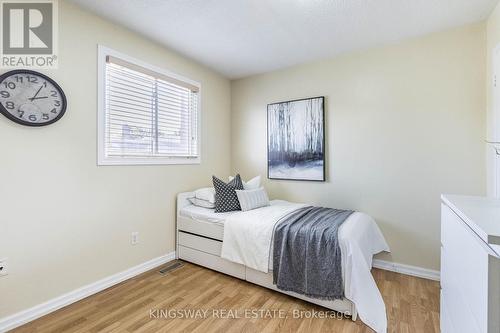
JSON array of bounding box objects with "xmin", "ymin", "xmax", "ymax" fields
[{"xmin": 159, "ymin": 260, "xmax": 184, "ymax": 275}]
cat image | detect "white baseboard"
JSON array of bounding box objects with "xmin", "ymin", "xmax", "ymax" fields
[
  {"xmin": 0, "ymin": 252, "xmax": 175, "ymax": 333},
  {"xmin": 373, "ymin": 259, "xmax": 440, "ymax": 281}
]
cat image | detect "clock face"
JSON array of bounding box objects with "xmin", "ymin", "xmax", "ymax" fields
[{"xmin": 0, "ymin": 70, "xmax": 67, "ymax": 126}]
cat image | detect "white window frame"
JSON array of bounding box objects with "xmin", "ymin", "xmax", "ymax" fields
[{"xmin": 97, "ymin": 45, "xmax": 201, "ymax": 166}]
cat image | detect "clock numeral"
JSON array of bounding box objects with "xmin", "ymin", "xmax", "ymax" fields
[
  {"xmin": 50, "ymin": 108, "xmax": 57, "ymax": 114},
  {"xmin": 27, "ymin": 76, "xmax": 38, "ymax": 83},
  {"xmin": 42, "ymin": 113, "xmax": 49, "ymax": 120},
  {"xmin": 43, "ymin": 81, "xmax": 47, "ymax": 88},
  {"xmin": 0, "ymin": 91, "xmax": 9, "ymax": 98},
  {"xmin": 5, "ymin": 101, "xmax": 15, "ymax": 109},
  {"xmin": 50, "ymin": 90, "xmax": 58, "ymax": 97},
  {"xmin": 28, "ymin": 114, "xmax": 37, "ymax": 122},
  {"xmin": 54, "ymin": 100, "xmax": 60, "ymax": 107},
  {"xmin": 14, "ymin": 76, "xmax": 23, "ymax": 83},
  {"xmin": 3, "ymin": 82, "xmax": 15, "ymax": 89},
  {"xmin": 18, "ymin": 111, "xmax": 24, "ymax": 118}
]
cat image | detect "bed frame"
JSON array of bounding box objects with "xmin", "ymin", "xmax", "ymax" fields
[{"xmin": 176, "ymin": 192, "xmax": 357, "ymax": 321}]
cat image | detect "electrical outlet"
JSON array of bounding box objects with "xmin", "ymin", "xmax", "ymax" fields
[
  {"xmin": 0, "ymin": 258, "xmax": 8, "ymax": 277},
  {"xmin": 131, "ymin": 232, "xmax": 139, "ymax": 245}
]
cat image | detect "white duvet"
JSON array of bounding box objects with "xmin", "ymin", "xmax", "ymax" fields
[{"xmin": 221, "ymin": 200, "xmax": 390, "ymax": 333}]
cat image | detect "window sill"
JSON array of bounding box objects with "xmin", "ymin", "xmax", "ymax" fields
[{"xmin": 97, "ymin": 156, "xmax": 201, "ymax": 166}]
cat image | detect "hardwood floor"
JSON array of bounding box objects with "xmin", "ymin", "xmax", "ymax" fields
[{"xmin": 12, "ymin": 262, "xmax": 440, "ymax": 333}]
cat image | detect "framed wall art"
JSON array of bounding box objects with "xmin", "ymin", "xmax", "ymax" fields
[{"xmin": 267, "ymin": 96, "xmax": 325, "ymax": 181}]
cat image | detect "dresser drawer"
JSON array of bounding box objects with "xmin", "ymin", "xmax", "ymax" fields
[
  {"xmin": 440, "ymin": 289, "xmax": 455, "ymax": 333},
  {"xmin": 441, "ymin": 204, "xmax": 489, "ymax": 332},
  {"xmin": 441, "ymin": 252, "xmax": 481, "ymax": 333}
]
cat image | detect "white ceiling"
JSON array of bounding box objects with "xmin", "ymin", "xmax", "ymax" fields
[{"xmin": 69, "ymin": 0, "xmax": 499, "ymax": 79}]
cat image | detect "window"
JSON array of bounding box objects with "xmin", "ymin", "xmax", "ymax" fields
[{"xmin": 98, "ymin": 46, "xmax": 200, "ymax": 165}]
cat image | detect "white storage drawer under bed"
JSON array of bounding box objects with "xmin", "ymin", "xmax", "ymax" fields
[
  {"xmin": 178, "ymin": 231, "xmax": 222, "ymax": 257},
  {"xmin": 178, "ymin": 245, "xmax": 245, "ymax": 279}
]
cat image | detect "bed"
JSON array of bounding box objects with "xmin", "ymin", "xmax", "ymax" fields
[{"xmin": 176, "ymin": 192, "xmax": 390, "ymax": 332}]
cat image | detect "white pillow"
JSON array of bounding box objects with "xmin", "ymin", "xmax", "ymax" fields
[
  {"xmin": 188, "ymin": 197, "xmax": 215, "ymax": 209},
  {"xmin": 229, "ymin": 175, "xmax": 261, "ymax": 190},
  {"xmin": 194, "ymin": 187, "xmax": 215, "ymax": 204},
  {"xmin": 236, "ymin": 187, "xmax": 270, "ymax": 212}
]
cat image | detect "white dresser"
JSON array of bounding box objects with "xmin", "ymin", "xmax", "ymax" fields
[{"xmin": 441, "ymin": 195, "xmax": 500, "ymax": 333}]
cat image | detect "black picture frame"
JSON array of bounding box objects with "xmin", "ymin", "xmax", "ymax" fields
[
  {"xmin": 267, "ymin": 96, "xmax": 326, "ymax": 182},
  {"xmin": 0, "ymin": 69, "xmax": 67, "ymax": 127}
]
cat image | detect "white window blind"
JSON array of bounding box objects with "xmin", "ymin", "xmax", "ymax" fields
[{"xmin": 103, "ymin": 55, "xmax": 199, "ymax": 162}]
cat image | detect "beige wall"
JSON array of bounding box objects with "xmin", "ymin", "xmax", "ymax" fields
[
  {"xmin": 486, "ymin": 2, "xmax": 500, "ymax": 196},
  {"xmin": 0, "ymin": 1, "xmax": 231, "ymax": 317},
  {"xmin": 231, "ymin": 23, "xmax": 487, "ymax": 271}
]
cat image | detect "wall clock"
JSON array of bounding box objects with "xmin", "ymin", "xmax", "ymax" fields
[{"xmin": 0, "ymin": 70, "xmax": 67, "ymax": 127}]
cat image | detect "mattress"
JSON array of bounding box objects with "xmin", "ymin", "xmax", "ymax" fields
[
  {"xmin": 179, "ymin": 205, "xmax": 233, "ymax": 225},
  {"xmin": 179, "ymin": 200, "xmax": 287, "ymax": 225}
]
